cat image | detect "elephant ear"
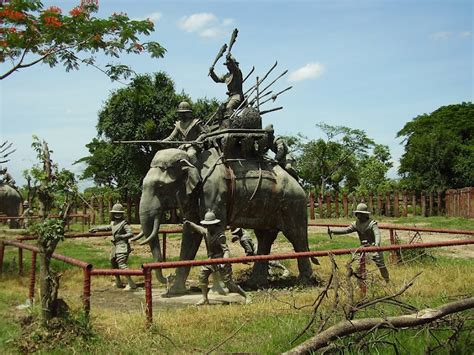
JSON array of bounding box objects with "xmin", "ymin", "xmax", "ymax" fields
[{"xmin": 180, "ymin": 159, "xmax": 201, "ymax": 195}]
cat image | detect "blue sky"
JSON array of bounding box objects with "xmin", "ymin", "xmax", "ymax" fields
[{"xmin": 1, "ymin": 0, "xmax": 472, "ymax": 187}]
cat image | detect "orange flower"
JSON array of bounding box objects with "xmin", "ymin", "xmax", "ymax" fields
[
  {"xmin": 69, "ymin": 7, "xmax": 82, "ymax": 17},
  {"xmin": 0, "ymin": 8, "xmax": 25, "ymax": 21},
  {"xmin": 43, "ymin": 16, "xmax": 62, "ymax": 28},
  {"xmin": 45, "ymin": 6, "xmax": 62, "ymax": 14}
]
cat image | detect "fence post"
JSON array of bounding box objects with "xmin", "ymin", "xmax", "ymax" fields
[
  {"xmin": 99, "ymin": 195, "xmax": 105, "ymax": 224},
  {"xmin": 18, "ymin": 246, "xmax": 23, "ymax": 276},
  {"xmin": 421, "ymin": 192, "xmax": 426, "ymax": 217},
  {"xmin": 29, "ymin": 251, "xmax": 37, "ymax": 303},
  {"xmin": 309, "ymin": 192, "xmax": 315, "ymax": 220},
  {"xmin": 368, "ymin": 193, "xmax": 374, "ymax": 214},
  {"xmin": 403, "ymin": 192, "xmax": 408, "ymax": 217},
  {"xmin": 385, "ymin": 192, "xmax": 391, "ymax": 217},
  {"xmin": 389, "ymin": 228, "xmax": 399, "ymax": 263},
  {"xmin": 429, "ymin": 192, "xmax": 434, "ymax": 217},
  {"xmin": 318, "ymin": 194, "xmax": 323, "ymax": 219},
  {"xmin": 377, "ymin": 193, "xmax": 383, "ymax": 215},
  {"xmin": 394, "ymin": 191, "xmax": 399, "ymax": 217},
  {"xmin": 90, "ymin": 196, "xmax": 96, "ymax": 225},
  {"xmin": 144, "ymin": 267, "xmax": 153, "ymax": 326},
  {"xmin": 437, "ymin": 191, "xmax": 443, "ymax": 216},
  {"xmin": 412, "ymin": 192, "xmax": 417, "ymax": 216},
  {"xmin": 334, "ymin": 192, "xmax": 340, "ymax": 218},
  {"xmin": 343, "ymin": 193, "xmax": 348, "ymax": 218},
  {"xmin": 83, "ymin": 267, "xmax": 91, "ymax": 316},
  {"xmin": 0, "ymin": 241, "xmax": 4, "ymax": 274},
  {"xmin": 325, "ymin": 193, "xmax": 331, "ymax": 218}
]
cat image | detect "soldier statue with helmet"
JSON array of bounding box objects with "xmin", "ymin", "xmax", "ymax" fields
[
  {"xmin": 90, "ymin": 203, "xmax": 137, "ymax": 290},
  {"xmin": 264, "ymin": 124, "xmax": 298, "ymax": 179},
  {"xmin": 163, "ymin": 101, "xmax": 207, "ymax": 163},
  {"xmin": 328, "ymin": 203, "xmax": 390, "ymax": 283},
  {"xmin": 184, "ymin": 211, "xmax": 250, "ymax": 305},
  {"xmin": 209, "ymin": 53, "xmax": 244, "ymax": 127}
]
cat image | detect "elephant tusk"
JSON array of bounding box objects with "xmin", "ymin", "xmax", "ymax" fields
[
  {"xmin": 139, "ymin": 233, "xmax": 155, "ymax": 245},
  {"xmin": 130, "ymin": 231, "xmax": 144, "ymax": 242}
]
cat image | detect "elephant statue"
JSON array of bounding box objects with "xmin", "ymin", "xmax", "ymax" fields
[
  {"xmin": 137, "ymin": 142, "xmax": 314, "ymax": 294},
  {"xmin": 0, "ymin": 183, "xmax": 22, "ymax": 228}
]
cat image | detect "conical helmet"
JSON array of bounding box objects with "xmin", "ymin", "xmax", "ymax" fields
[
  {"xmin": 110, "ymin": 203, "xmax": 125, "ymax": 213},
  {"xmin": 200, "ymin": 211, "xmax": 221, "ymax": 225},
  {"xmin": 354, "ymin": 203, "xmax": 370, "ymax": 215},
  {"xmin": 177, "ymin": 101, "xmax": 192, "ymax": 113}
]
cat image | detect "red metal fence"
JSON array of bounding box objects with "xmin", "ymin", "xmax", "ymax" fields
[{"xmin": 1, "ymin": 226, "xmax": 473, "ymax": 325}]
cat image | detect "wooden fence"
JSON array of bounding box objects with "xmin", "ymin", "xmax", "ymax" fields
[{"xmin": 308, "ymin": 187, "xmax": 473, "ymax": 219}]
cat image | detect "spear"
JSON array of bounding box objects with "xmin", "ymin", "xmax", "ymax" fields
[{"xmin": 259, "ymin": 86, "xmax": 293, "ymax": 106}]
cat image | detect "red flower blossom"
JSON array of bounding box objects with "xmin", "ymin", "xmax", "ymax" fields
[
  {"xmin": 69, "ymin": 7, "xmax": 82, "ymax": 17},
  {"xmin": 43, "ymin": 16, "xmax": 62, "ymax": 28},
  {"xmin": 133, "ymin": 42, "xmax": 143, "ymax": 51},
  {"xmin": 45, "ymin": 6, "xmax": 62, "ymax": 14},
  {"xmin": 0, "ymin": 40, "xmax": 8, "ymax": 48},
  {"xmin": 0, "ymin": 8, "xmax": 25, "ymax": 21}
]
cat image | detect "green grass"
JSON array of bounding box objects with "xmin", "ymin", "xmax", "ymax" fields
[{"xmin": 0, "ymin": 217, "xmax": 473, "ymax": 353}]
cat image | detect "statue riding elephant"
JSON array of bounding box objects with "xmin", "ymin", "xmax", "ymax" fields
[
  {"xmin": 0, "ymin": 183, "xmax": 22, "ymax": 228},
  {"xmin": 137, "ymin": 145, "xmax": 314, "ymax": 294}
]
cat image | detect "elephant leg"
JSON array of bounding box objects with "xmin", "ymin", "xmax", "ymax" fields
[
  {"xmin": 249, "ymin": 229, "xmax": 278, "ymax": 288},
  {"xmin": 168, "ymin": 227, "xmax": 203, "ymax": 295},
  {"xmin": 283, "ymin": 225, "xmax": 313, "ymax": 282}
]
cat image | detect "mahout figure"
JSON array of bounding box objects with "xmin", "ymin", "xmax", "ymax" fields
[
  {"xmin": 0, "ymin": 166, "xmax": 16, "ymax": 187},
  {"xmin": 184, "ymin": 211, "xmax": 250, "ymax": 305},
  {"xmin": 90, "ymin": 203, "xmax": 137, "ymax": 290},
  {"xmin": 328, "ymin": 203, "xmax": 390, "ymax": 283},
  {"xmin": 264, "ymin": 124, "xmax": 298, "ymax": 179}
]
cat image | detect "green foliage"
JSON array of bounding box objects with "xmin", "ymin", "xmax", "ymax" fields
[
  {"xmin": 76, "ymin": 72, "xmax": 218, "ymax": 196},
  {"xmin": 0, "ymin": 0, "xmax": 165, "ymax": 80},
  {"xmin": 397, "ymin": 102, "xmax": 474, "ymax": 190},
  {"xmin": 292, "ymin": 123, "xmax": 392, "ymax": 194},
  {"xmin": 30, "ymin": 217, "xmax": 64, "ymax": 245}
]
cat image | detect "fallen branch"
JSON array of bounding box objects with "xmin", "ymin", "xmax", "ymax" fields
[{"xmin": 286, "ymin": 297, "xmax": 474, "ymax": 354}]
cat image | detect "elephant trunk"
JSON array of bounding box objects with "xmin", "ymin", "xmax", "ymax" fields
[{"xmin": 140, "ymin": 215, "xmax": 168, "ymax": 284}]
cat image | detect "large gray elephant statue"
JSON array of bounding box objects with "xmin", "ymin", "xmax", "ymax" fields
[
  {"xmin": 138, "ymin": 140, "xmax": 314, "ymax": 294},
  {"xmin": 0, "ymin": 183, "xmax": 22, "ymax": 228}
]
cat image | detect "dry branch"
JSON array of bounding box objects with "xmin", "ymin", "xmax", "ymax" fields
[{"xmin": 286, "ymin": 297, "xmax": 474, "ymax": 354}]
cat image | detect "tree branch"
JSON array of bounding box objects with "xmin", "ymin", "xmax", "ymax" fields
[{"xmin": 286, "ymin": 297, "xmax": 474, "ymax": 354}]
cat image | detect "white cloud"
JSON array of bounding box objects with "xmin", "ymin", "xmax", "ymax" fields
[
  {"xmin": 430, "ymin": 31, "xmax": 453, "ymax": 40},
  {"xmin": 222, "ymin": 18, "xmax": 234, "ymax": 26},
  {"xmin": 288, "ymin": 62, "xmax": 325, "ymax": 82},
  {"xmin": 179, "ymin": 13, "xmax": 217, "ymax": 32},
  {"xmin": 200, "ymin": 27, "xmax": 222, "ymax": 38},
  {"xmin": 459, "ymin": 31, "xmax": 472, "ymax": 38},
  {"xmin": 146, "ymin": 12, "xmax": 162, "ymax": 22},
  {"xmin": 178, "ymin": 13, "xmax": 235, "ymax": 38}
]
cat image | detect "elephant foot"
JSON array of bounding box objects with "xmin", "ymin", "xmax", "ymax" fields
[
  {"xmin": 165, "ymin": 283, "xmax": 188, "ymax": 296},
  {"xmin": 298, "ymin": 273, "xmax": 322, "ymax": 286},
  {"xmin": 247, "ymin": 274, "xmax": 269, "ymax": 290}
]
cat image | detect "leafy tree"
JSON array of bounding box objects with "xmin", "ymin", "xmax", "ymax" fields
[
  {"xmin": 0, "ymin": 0, "xmax": 165, "ymax": 80},
  {"xmin": 294, "ymin": 123, "xmax": 375, "ymax": 195},
  {"xmin": 397, "ymin": 102, "xmax": 474, "ymax": 190},
  {"xmin": 76, "ymin": 72, "xmax": 218, "ymax": 196},
  {"xmin": 355, "ymin": 144, "xmax": 394, "ymax": 195},
  {"xmin": 24, "ymin": 136, "xmax": 78, "ymax": 323}
]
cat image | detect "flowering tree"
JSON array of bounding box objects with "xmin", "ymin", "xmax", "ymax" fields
[{"xmin": 0, "ymin": 0, "xmax": 165, "ymax": 80}]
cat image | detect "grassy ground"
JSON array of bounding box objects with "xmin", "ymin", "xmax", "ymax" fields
[{"xmin": 0, "ymin": 217, "xmax": 473, "ymax": 353}]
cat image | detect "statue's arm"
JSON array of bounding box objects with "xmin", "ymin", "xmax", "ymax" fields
[
  {"xmin": 90, "ymin": 225, "xmax": 112, "ymax": 233},
  {"xmin": 329, "ymin": 223, "xmax": 356, "ymax": 236},
  {"xmin": 116, "ymin": 223, "xmax": 134, "ymax": 240},
  {"xmin": 209, "ymin": 68, "xmax": 225, "ymax": 83},
  {"xmin": 163, "ymin": 126, "xmax": 179, "ymax": 142},
  {"xmin": 184, "ymin": 220, "xmax": 206, "ymax": 236}
]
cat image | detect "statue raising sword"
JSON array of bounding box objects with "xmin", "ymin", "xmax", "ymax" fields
[{"xmin": 209, "ymin": 28, "xmax": 244, "ymax": 128}]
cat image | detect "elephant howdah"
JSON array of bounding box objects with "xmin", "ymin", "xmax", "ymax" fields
[{"xmin": 137, "ymin": 141, "xmax": 314, "ymax": 294}]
